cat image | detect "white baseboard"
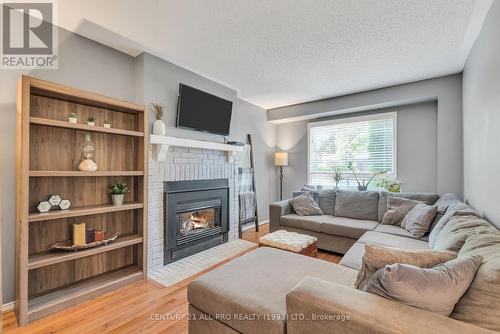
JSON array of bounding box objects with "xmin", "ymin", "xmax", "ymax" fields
[
  {"xmin": 242, "ymin": 220, "xmax": 268, "ymax": 232},
  {"xmin": 2, "ymin": 301, "xmax": 14, "ymax": 313}
]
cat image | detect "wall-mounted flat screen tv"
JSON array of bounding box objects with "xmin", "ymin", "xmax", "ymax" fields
[{"xmin": 176, "ymin": 84, "xmax": 233, "ymax": 136}]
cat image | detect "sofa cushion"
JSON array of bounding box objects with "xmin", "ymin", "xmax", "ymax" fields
[
  {"xmin": 280, "ymin": 214, "xmax": 323, "ymax": 232},
  {"xmin": 188, "ymin": 247, "xmax": 358, "ymax": 334},
  {"xmin": 374, "ymin": 224, "xmax": 429, "ymax": 241},
  {"xmin": 433, "ymin": 215, "xmax": 496, "ymax": 252},
  {"xmin": 354, "ymin": 243, "xmax": 457, "ymax": 290},
  {"xmin": 377, "ymin": 191, "xmax": 439, "ymax": 222},
  {"xmin": 452, "ymin": 232, "xmax": 500, "ymax": 331},
  {"xmin": 363, "ymin": 256, "xmax": 482, "ymax": 316},
  {"xmin": 428, "ymin": 202, "xmax": 481, "ymax": 249},
  {"xmin": 339, "ymin": 242, "xmax": 366, "ymax": 270},
  {"xmin": 381, "ymin": 196, "xmax": 420, "ymax": 226},
  {"xmin": 335, "ymin": 190, "xmax": 379, "ymax": 221},
  {"xmin": 320, "ymin": 216, "xmax": 379, "ymax": 239},
  {"xmin": 401, "ymin": 203, "xmax": 438, "ymax": 238},
  {"xmin": 289, "ymin": 192, "xmax": 323, "ymax": 216},
  {"xmin": 317, "ymin": 190, "xmax": 336, "ymax": 215},
  {"xmin": 358, "ymin": 231, "xmax": 429, "ymax": 250},
  {"xmin": 434, "ymin": 193, "xmax": 462, "ymax": 214}
]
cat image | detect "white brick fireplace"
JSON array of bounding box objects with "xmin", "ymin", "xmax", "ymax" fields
[{"xmin": 147, "ymin": 144, "xmax": 241, "ymax": 271}]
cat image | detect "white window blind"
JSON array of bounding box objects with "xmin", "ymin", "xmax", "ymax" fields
[{"xmin": 308, "ymin": 112, "xmax": 396, "ymax": 189}]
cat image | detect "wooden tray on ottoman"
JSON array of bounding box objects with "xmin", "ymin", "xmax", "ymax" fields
[{"xmin": 258, "ymin": 230, "xmax": 318, "ymax": 258}]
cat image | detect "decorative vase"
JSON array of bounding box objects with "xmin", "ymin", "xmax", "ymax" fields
[
  {"xmin": 68, "ymin": 117, "xmax": 77, "ymax": 124},
  {"xmin": 357, "ymin": 185, "xmax": 368, "ymax": 191},
  {"xmin": 111, "ymin": 194, "xmax": 124, "ymax": 206},
  {"xmin": 103, "ymin": 123, "xmax": 111, "ymax": 128},
  {"xmin": 87, "ymin": 121, "xmax": 95, "ymax": 126},
  {"xmin": 78, "ymin": 158, "xmax": 98, "ymax": 171},
  {"xmin": 153, "ymin": 119, "xmax": 166, "ymax": 135}
]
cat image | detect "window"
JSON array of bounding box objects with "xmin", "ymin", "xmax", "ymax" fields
[{"xmin": 308, "ymin": 112, "xmax": 396, "ymax": 189}]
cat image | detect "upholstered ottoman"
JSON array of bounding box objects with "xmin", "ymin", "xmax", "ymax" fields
[
  {"xmin": 187, "ymin": 247, "xmax": 358, "ymax": 334},
  {"xmin": 259, "ymin": 229, "xmax": 318, "ymax": 257}
]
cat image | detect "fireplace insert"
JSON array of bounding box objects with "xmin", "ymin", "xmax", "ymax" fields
[{"xmin": 164, "ymin": 179, "xmax": 229, "ymax": 264}]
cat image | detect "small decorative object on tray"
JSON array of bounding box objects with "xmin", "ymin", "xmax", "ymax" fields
[
  {"xmin": 52, "ymin": 232, "xmax": 119, "ymax": 251},
  {"xmin": 94, "ymin": 230, "xmax": 105, "ymax": 242},
  {"xmin": 36, "ymin": 194, "xmax": 72, "ymax": 213},
  {"xmin": 72, "ymin": 223, "xmax": 86, "ymax": 246},
  {"xmin": 86, "ymin": 227, "xmax": 96, "ymax": 243}
]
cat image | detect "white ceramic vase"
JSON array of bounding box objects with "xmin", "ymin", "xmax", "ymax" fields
[
  {"xmin": 111, "ymin": 194, "xmax": 124, "ymax": 206},
  {"xmin": 153, "ymin": 119, "xmax": 166, "ymax": 135},
  {"xmin": 78, "ymin": 158, "xmax": 98, "ymax": 172},
  {"xmin": 104, "ymin": 123, "xmax": 111, "ymax": 128},
  {"xmin": 68, "ymin": 117, "xmax": 77, "ymax": 124}
]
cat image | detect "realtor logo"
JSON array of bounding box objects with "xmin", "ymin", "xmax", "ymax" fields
[{"xmin": 1, "ymin": 1, "xmax": 58, "ymax": 69}]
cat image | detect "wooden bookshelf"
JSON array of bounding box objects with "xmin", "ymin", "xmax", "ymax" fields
[{"xmin": 16, "ymin": 76, "xmax": 148, "ymax": 325}]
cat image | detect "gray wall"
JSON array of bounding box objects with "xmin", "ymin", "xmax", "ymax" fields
[
  {"xmin": 276, "ymin": 102, "xmax": 438, "ymax": 198},
  {"xmin": 463, "ymin": 1, "xmax": 500, "ymax": 228},
  {"xmin": 270, "ymin": 74, "xmax": 463, "ymax": 196},
  {"xmin": 0, "ymin": 37, "xmax": 276, "ymax": 304},
  {"xmin": 137, "ymin": 53, "xmax": 277, "ymax": 223}
]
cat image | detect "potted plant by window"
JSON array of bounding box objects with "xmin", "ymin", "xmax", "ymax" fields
[
  {"xmin": 347, "ymin": 161, "xmax": 386, "ymax": 191},
  {"xmin": 151, "ymin": 102, "xmax": 166, "ymax": 135},
  {"xmin": 87, "ymin": 116, "xmax": 96, "ymax": 126},
  {"xmin": 68, "ymin": 112, "xmax": 78, "ymax": 124},
  {"xmin": 377, "ymin": 178, "xmax": 402, "ymax": 193},
  {"xmin": 107, "ymin": 182, "xmax": 129, "ymax": 206},
  {"xmin": 331, "ymin": 165, "xmax": 344, "ymax": 189},
  {"xmin": 103, "ymin": 120, "xmax": 111, "ymax": 128}
]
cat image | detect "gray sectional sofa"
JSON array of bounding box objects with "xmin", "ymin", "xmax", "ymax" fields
[{"xmin": 187, "ymin": 190, "xmax": 500, "ymax": 334}]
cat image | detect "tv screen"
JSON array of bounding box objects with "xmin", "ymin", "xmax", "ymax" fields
[{"xmin": 176, "ymin": 84, "xmax": 233, "ymax": 136}]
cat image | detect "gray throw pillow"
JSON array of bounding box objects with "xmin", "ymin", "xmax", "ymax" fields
[
  {"xmin": 289, "ymin": 192, "xmax": 323, "ymax": 216},
  {"xmin": 363, "ymin": 256, "xmax": 483, "ymax": 316},
  {"xmin": 401, "ymin": 203, "xmax": 438, "ymax": 238},
  {"xmin": 292, "ymin": 190, "xmax": 319, "ymax": 203},
  {"xmin": 381, "ymin": 197, "xmax": 421, "ymax": 226},
  {"xmin": 354, "ymin": 243, "xmax": 457, "ymax": 290}
]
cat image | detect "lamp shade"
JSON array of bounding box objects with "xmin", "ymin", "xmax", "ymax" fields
[{"xmin": 274, "ymin": 152, "xmax": 288, "ymax": 166}]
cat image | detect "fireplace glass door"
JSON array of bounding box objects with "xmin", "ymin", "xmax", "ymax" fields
[{"xmin": 178, "ymin": 207, "xmax": 220, "ymax": 237}]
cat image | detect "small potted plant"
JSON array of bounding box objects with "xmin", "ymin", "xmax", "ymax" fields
[
  {"xmin": 151, "ymin": 102, "xmax": 166, "ymax": 135},
  {"xmin": 87, "ymin": 116, "xmax": 96, "ymax": 126},
  {"xmin": 68, "ymin": 112, "xmax": 78, "ymax": 124},
  {"xmin": 377, "ymin": 178, "xmax": 402, "ymax": 193},
  {"xmin": 107, "ymin": 182, "xmax": 129, "ymax": 206},
  {"xmin": 331, "ymin": 165, "xmax": 344, "ymax": 189},
  {"xmin": 103, "ymin": 120, "xmax": 111, "ymax": 128}
]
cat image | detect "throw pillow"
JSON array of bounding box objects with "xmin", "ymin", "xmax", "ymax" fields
[
  {"xmin": 381, "ymin": 197, "xmax": 421, "ymax": 226},
  {"xmin": 289, "ymin": 192, "xmax": 323, "ymax": 216},
  {"xmin": 354, "ymin": 243, "xmax": 457, "ymax": 290},
  {"xmin": 363, "ymin": 256, "xmax": 483, "ymax": 316},
  {"xmin": 292, "ymin": 190, "xmax": 319, "ymax": 203},
  {"xmin": 401, "ymin": 202, "xmax": 438, "ymax": 238}
]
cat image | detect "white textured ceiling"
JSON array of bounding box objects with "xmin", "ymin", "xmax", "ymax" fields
[{"xmin": 54, "ymin": 0, "xmax": 492, "ymax": 109}]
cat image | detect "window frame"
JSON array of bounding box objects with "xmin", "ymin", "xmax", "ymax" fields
[{"xmin": 307, "ymin": 111, "xmax": 398, "ymax": 188}]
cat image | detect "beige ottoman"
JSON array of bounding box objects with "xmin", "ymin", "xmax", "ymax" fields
[{"xmin": 259, "ymin": 229, "xmax": 318, "ymax": 257}]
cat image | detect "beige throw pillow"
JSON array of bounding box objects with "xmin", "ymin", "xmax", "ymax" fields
[
  {"xmin": 381, "ymin": 197, "xmax": 421, "ymax": 226},
  {"xmin": 363, "ymin": 256, "xmax": 483, "ymax": 316},
  {"xmin": 401, "ymin": 202, "xmax": 438, "ymax": 238},
  {"xmin": 289, "ymin": 192, "xmax": 323, "ymax": 216},
  {"xmin": 354, "ymin": 244, "xmax": 457, "ymax": 290}
]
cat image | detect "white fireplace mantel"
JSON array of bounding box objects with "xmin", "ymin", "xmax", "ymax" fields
[{"xmin": 150, "ymin": 135, "xmax": 244, "ymax": 162}]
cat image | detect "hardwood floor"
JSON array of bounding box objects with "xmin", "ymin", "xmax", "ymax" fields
[{"xmin": 3, "ymin": 224, "xmax": 342, "ymax": 333}]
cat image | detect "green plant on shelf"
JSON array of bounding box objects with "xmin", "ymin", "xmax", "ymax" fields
[
  {"xmin": 87, "ymin": 116, "xmax": 96, "ymax": 122},
  {"xmin": 107, "ymin": 182, "xmax": 129, "ymax": 195},
  {"xmin": 69, "ymin": 112, "xmax": 77, "ymax": 118}
]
